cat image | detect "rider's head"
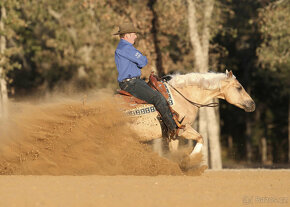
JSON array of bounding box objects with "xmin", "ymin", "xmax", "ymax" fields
[
  {"xmin": 114, "ymin": 23, "xmax": 139, "ymax": 44},
  {"xmin": 121, "ymin": 33, "xmax": 137, "ymax": 44}
]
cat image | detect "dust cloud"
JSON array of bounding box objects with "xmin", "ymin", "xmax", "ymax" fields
[{"xmin": 0, "ymin": 92, "xmax": 183, "ymax": 175}]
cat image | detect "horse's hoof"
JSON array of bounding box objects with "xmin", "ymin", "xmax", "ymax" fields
[{"xmin": 199, "ymin": 165, "xmax": 208, "ymax": 173}]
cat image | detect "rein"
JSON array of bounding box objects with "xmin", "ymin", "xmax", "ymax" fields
[{"xmin": 166, "ymin": 82, "xmax": 219, "ymax": 108}]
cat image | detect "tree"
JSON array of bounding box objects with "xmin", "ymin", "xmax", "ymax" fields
[
  {"xmin": 0, "ymin": 5, "xmax": 8, "ymax": 118},
  {"xmin": 257, "ymin": 0, "xmax": 290, "ymax": 162},
  {"xmin": 0, "ymin": 0, "xmax": 23, "ymax": 117},
  {"xmin": 187, "ymin": 0, "xmax": 222, "ymax": 169}
]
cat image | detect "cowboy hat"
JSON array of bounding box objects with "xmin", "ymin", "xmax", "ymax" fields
[{"xmin": 113, "ymin": 23, "xmax": 140, "ymax": 35}]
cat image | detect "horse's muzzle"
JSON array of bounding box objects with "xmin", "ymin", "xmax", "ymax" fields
[{"xmin": 244, "ymin": 100, "xmax": 255, "ymax": 112}]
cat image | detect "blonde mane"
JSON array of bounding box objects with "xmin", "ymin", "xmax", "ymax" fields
[{"xmin": 168, "ymin": 72, "xmax": 235, "ymax": 90}]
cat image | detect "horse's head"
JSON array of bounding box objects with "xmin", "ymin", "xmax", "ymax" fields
[{"xmin": 219, "ymin": 70, "xmax": 255, "ymax": 112}]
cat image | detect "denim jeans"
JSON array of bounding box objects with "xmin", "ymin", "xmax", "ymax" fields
[{"xmin": 119, "ymin": 78, "xmax": 177, "ymax": 131}]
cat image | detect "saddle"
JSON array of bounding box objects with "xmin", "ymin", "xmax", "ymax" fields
[{"xmin": 116, "ymin": 72, "xmax": 184, "ymax": 129}]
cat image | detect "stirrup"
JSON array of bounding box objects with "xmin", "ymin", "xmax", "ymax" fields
[{"xmin": 168, "ymin": 125, "xmax": 185, "ymax": 140}]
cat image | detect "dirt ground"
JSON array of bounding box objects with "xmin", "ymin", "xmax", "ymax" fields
[
  {"xmin": 0, "ymin": 170, "xmax": 289, "ymax": 207},
  {"xmin": 0, "ymin": 94, "xmax": 289, "ymax": 206}
]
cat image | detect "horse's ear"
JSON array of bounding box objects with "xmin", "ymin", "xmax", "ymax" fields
[{"xmin": 226, "ymin": 70, "xmax": 233, "ymax": 78}]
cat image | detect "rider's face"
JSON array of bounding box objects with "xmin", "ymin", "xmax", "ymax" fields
[{"xmin": 125, "ymin": 33, "xmax": 137, "ymax": 44}]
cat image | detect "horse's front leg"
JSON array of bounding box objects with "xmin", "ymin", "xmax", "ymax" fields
[{"xmin": 178, "ymin": 124, "xmax": 203, "ymax": 158}]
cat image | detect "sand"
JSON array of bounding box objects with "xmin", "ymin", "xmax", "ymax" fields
[
  {"xmin": 0, "ymin": 96, "xmax": 182, "ymax": 176},
  {"xmin": 0, "ymin": 170, "xmax": 289, "ymax": 207},
  {"xmin": 0, "ymin": 95, "xmax": 289, "ymax": 206}
]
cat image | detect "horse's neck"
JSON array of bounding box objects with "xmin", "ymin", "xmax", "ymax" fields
[
  {"xmin": 169, "ymin": 84, "xmax": 222, "ymax": 124},
  {"xmin": 176, "ymin": 85, "xmax": 222, "ymax": 104}
]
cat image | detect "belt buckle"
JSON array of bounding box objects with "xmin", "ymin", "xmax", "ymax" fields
[
  {"xmin": 122, "ymin": 76, "xmax": 139, "ymax": 83},
  {"xmin": 122, "ymin": 78, "xmax": 130, "ymax": 83}
]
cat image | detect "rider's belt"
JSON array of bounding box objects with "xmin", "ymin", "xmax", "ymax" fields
[{"xmin": 121, "ymin": 76, "xmax": 140, "ymax": 83}]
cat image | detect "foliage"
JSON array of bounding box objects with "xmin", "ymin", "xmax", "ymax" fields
[
  {"xmin": 153, "ymin": 0, "xmax": 230, "ymax": 73},
  {"xmin": 8, "ymin": 0, "xmax": 125, "ymax": 93},
  {"xmin": 257, "ymin": 0, "xmax": 290, "ymax": 93},
  {"xmin": 255, "ymin": 0, "xmax": 289, "ymax": 163},
  {"xmin": 0, "ymin": 0, "xmax": 24, "ymax": 81},
  {"xmin": 257, "ymin": 0, "xmax": 290, "ymax": 72},
  {"xmin": 4, "ymin": 0, "xmax": 232, "ymax": 92},
  {"xmin": 217, "ymin": 0, "xmax": 289, "ymax": 164}
]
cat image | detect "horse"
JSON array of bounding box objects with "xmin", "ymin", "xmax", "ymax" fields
[{"xmin": 119, "ymin": 70, "xmax": 255, "ymax": 161}]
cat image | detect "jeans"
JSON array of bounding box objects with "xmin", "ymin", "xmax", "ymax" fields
[{"xmin": 119, "ymin": 78, "xmax": 177, "ymax": 131}]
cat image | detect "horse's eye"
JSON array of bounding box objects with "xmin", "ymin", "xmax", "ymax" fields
[{"xmin": 237, "ymin": 86, "xmax": 242, "ymax": 91}]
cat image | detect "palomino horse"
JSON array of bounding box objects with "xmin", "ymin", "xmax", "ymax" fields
[{"xmin": 121, "ymin": 70, "xmax": 255, "ymax": 159}]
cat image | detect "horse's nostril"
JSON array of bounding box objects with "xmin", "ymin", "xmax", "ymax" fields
[
  {"xmin": 250, "ymin": 103, "xmax": 256, "ymax": 111},
  {"xmin": 252, "ymin": 101, "xmax": 256, "ymax": 109},
  {"xmin": 245, "ymin": 100, "xmax": 255, "ymax": 112},
  {"xmin": 242, "ymin": 100, "xmax": 255, "ymax": 112}
]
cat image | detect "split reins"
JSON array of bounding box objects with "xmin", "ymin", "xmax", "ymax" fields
[{"xmin": 166, "ymin": 82, "xmax": 219, "ymax": 108}]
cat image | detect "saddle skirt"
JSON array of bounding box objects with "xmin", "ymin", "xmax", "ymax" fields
[{"xmin": 116, "ymin": 72, "xmax": 183, "ymax": 128}]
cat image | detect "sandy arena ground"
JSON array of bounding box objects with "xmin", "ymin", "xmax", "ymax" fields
[
  {"xmin": 0, "ymin": 170, "xmax": 289, "ymax": 207},
  {"xmin": 0, "ymin": 96, "xmax": 289, "ymax": 206}
]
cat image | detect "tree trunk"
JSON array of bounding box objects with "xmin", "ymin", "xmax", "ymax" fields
[
  {"xmin": 261, "ymin": 137, "xmax": 267, "ymax": 164},
  {"xmin": 187, "ymin": 0, "xmax": 207, "ymax": 72},
  {"xmin": 228, "ymin": 135, "xmax": 233, "ymax": 156},
  {"xmin": 288, "ymin": 99, "xmax": 290, "ymax": 163},
  {"xmin": 148, "ymin": 0, "xmax": 165, "ymax": 76},
  {"xmin": 0, "ymin": 6, "xmax": 8, "ymax": 118},
  {"xmin": 187, "ymin": 0, "xmax": 221, "ymax": 169},
  {"xmin": 245, "ymin": 114, "xmax": 252, "ymax": 163},
  {"xmin": 207, "ymin": 101, "xmax": 222, "ymax": 169},
  {"xmin": 203, "ymin": 72, "xmax": 222, "ymax": 167},
  {"xmin": 199, "ymin": 108, "xmax": 209, "ymax": 166}
]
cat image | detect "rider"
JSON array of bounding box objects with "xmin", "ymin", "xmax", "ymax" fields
[{"xmin": 114, "ymin": 22, "xmax": 178, "ymax": 137}]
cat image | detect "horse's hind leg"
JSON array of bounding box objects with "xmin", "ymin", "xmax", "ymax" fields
[
  {"xmin": 152, "ymin": 138, "xmax": 163, "ymax": 156},
  {"xmin": 169, "ymin": 139, "xmax": 179, "ymax": 152}
]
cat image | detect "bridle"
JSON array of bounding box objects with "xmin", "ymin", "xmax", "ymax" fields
[{"xmin": 166, "ymin": 82, "xmax": 219, "ymax": 108}]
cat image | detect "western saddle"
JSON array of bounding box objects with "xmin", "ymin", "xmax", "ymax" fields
[{"xmin": 116, "ymin": 72, "xmax": 184, "ymax": 132}]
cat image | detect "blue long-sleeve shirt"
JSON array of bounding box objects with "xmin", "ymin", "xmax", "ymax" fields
[{"xmin": 115, "ymin": 39, "xmax": 148, "ymax": 82}]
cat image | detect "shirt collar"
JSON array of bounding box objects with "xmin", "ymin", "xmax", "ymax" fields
[{"xmin": 120, "ymin": 39, "xmax": 132, "ymax": 46}]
